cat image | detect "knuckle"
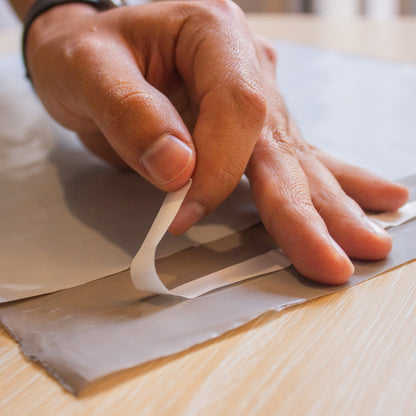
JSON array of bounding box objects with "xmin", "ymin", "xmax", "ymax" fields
[
  {"xmin": 182, "ymin": 2, "xmax": 218, "ymax": 25},
  {"xmin": 265, "ymin": 189, "xmax": 314, "ymax": 234},
  {"xmin": 203, "ymin": 0, "xmax": 243, "ymax": 16},
  {"xmin": 256, "ymin": 36, "xmax": 278, "ymax": 65},
  {"xmin": 217, "ymin": 166, "xmax": 241, "ymax": 189},
  {"xmin": 257, "ymin": 121, "xmax": 309, "ymax": 162},
  {"xmin": 276, "ymin": 133, "xmax": 298, "ymax": 156},
  {"xmin": 265, "ymin": 121, "xmax": 308, "ymax": 158},
  {"xmin": 210, "ymin": 166, "xmax": 243, "ymax": 206},
  {"xmin": 211, "ymin": 0, "xmax": 244, "ymax": 16},
  {"xmin": 231, "ymin": 79, "xmax": 267, "ymax": 125},
  {"xmin": 251, "ymin": 133, "xmax": 280, "ymax": 163},
  {"xmin": 101, "ymin": 82, "xmax": 153, "ymax": 129},
  {"xmin": 194, "ymin": 166, "xmax": 242, "ymax": 215},
  {"xmin": 264, "ymin": 126, "xmax": 298, "ymax": 157},
  {"xmin": 63, "ymin": 35, "xmax": 103, "ymax": 68},
  {"xmin": 280, "ymin": 190, "xmax": 314, "ymax": 218},
  {"xmin": 266, "ymin": 46, "xmax": 278, "ymax": 66},
  {"xmin": 183, "ymin": 0, "xmax": 244, "ymax": 26}
]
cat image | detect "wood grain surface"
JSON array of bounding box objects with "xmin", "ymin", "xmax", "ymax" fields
[{"xmin": 1, "ymin": 14, "xmax": 416, "ymax": 416}]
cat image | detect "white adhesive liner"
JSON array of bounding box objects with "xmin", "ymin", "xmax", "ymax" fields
[
  {"xmin": 130, "ymin": 181, "xmax": 291, "ymax": 298},
  {"xmin": 369, "ymin": 200, "xmax": 416, "ymax": 228},
  {"xmin": 130, "ymin": 182, "xmax": 416, "ymax": 298}
]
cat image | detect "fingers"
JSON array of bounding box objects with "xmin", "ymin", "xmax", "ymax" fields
[
  {"xmin": 311, "ymin": 147, "xmax": 409, "ymax": 212},
  {"xmin": 247, "ymin": 134, "xmax": 354, "ymax": 285},
  {"xmin": 299, "ymin": 152, "xmax": 393, "ymax": 260},
  {"xmin": 169, "ymin": 81, "xmax": 266, "ymax": 233},
  {"xmin": 77, "ymin": 39, "xmax": 196, "ymax": 192},
  {"xmin": 169, "ymin": 0, "xmax": 267, "ymax": 233},
  {"xmin": 28, "ymin": 0, "xmax": 267, "ymax": 214}
]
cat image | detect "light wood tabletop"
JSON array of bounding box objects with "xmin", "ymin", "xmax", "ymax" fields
[{"xmin": 1, "ymin": 13, "xmax": 416, "ymax": 416}]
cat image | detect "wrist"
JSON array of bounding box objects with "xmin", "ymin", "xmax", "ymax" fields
[
  {"xmin": 25, "ymin": 3, "xmax": 98, "ymax": 77},
  {"xmin": 27, "ymin": 3, "xmax": 98, "ymax": 43},
  {"xmin": 23, "ymin": 0, "xmax": 122, "ymax": 80}
]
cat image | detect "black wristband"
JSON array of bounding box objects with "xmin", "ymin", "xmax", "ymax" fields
[{"xmin": 22, "ymin": 0, "xmax": 124, "ymax": 79}]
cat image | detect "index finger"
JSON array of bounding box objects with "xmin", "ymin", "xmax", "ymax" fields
[{"xmin": 168, "ymin": 0, "xmax": 267, "ymax": 233}]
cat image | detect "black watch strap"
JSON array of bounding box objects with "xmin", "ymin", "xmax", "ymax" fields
[{"xmin": 22, "ymin": 0, "xmax": 124, "ymax": 79}]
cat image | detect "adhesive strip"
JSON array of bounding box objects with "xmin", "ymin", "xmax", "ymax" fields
[
  {"xmin": 130, "ymin": 181, "xmax": 192, "ymax": 296},
  {"xmin": 368, "ymin": 200, "xmax": 416, "ymax": 228},
  {"xmin": 130, "ymin": 183, "xmax": 416, "ymax": 298},
  {"xmin": 130, "ymin": 181, "xmax": 291, "ymax": 298}
]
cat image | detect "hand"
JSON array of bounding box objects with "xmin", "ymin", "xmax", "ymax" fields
[
  {"xmin": 26, "ymin": 0, "xmax": 409, "ymax": 284},
  {"xmin": 244, "ymin": 35, "xmax": 409, "ymax": 283}
]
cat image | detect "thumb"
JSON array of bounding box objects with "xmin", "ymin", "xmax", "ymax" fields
[{"xmin": 83, "ymin": 49, "xmax": 195, "ymax": 191}]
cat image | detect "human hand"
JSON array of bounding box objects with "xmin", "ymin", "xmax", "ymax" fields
[
  {"xmin": 25, "ymin": 0, "xmax": 409, "ymax": 284},
  {"xmin": 242, "ymin": 35, "xmax": 409, "ymax": 283}
]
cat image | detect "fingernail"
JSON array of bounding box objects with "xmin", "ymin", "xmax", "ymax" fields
[
  {"xmin": 170, "ymin": 201, "xmax": 206, "ymax": 234},
  {"xmin": 329, "ymin": 237, "xmax": 355, "ymax": 274},
  {"xmin": 365, "ymin": 217, "xmax": 392, "ymax": 240},
  {"xmin": 141, "ymin": 135, "xmax": 192, "ymax": 185}
]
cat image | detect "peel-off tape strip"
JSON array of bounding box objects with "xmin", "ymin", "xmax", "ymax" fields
[
  {"xmin": 130, "ymin": 181, "xmax": 291, "ymax": 298},
  {"xmin": 131, "ymin": 182, "xmax": 416, "ymax": 298},
  {"xmin": 368, "ymin": 200, "xmax": 416, "ymax": 228},
  {"xmin": 130, "ymin": 181, "xmax": 192, "ymax": 296}
]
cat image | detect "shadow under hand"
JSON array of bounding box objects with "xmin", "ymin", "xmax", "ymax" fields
[{"xmin": 48, "ymin": 130, "xmax": 165, "ymax": 258}]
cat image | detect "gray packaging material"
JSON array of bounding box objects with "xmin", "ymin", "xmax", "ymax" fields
[
  {"xmin": 1, "ymin": 193, "xmax": 415, "ymax": 394},
  {"xmin": 0, "ymin": 66, "xmax": 260, "ymax": 302},
  {"xmin": 1, "ymin": 41, "xmax": 416, "ymax": 393}
]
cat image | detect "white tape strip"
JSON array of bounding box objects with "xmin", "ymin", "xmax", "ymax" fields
[
  {"xmin": 130, "ymin": 181, "xmax": 192, "ymax": 296},
  {"xmin": 368, "ymin": 200, "xmax": 416, "ymax": 228},
  {"xmin": 130, "ymin": 181, "xmax": 290, "ymax": 298},
  {"xmin": 172, "ymin": 249, "xmax": 292, "ymax": 298},
  {"xmin": 131, "ymin": 183, "xmax": 416, "ymax": 298}
]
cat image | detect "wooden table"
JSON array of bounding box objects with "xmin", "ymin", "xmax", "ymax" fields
[{"xmin": 1, "ymin": 14, "xmax": 416, "ymax": 416}]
